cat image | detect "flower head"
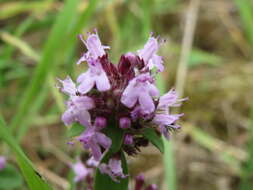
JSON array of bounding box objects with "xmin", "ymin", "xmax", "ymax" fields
[{"xmin": 59, "ymin": 30, "xmax": 186, "ymax": 182}]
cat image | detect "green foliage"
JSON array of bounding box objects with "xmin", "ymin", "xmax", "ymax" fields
[
  {"xmin": 239, "ymin": 106, "xmax": 253, "ymax": 190},
  {"xmin": 143, "ymin": 128, "xmax": 164, "ymax": 153},
  {"xmin": 67, "ymin": 123, "xmax": 85, "ymax": 138},
  {"xmin": 0, "ymin": 116, "xmax": 52, "ymax": 190},
  {"xmin": 188, "ymin": 49, "xmax": 221, "ymax": 67},
  {"xmin": 10, "ymin": 0, "xmax": 81, "ymax": 133},
  {"xmin": 234, "ymin": 0, "xmax": 253, "ymax": 47},
  {"xmin": 0, "ymin": 164, "xmax": 23, "ymax": 190}
]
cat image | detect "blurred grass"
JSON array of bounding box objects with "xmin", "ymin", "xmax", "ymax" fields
[
  {"xmin": 233, "ymin": 0, "xmax": 253, "ymax": 189},
  {"xmin": 9, "ymin": 0, "xmax": 99, "ymax": 141},
  {"xmin": 0, "ymin": 1, "xmax": 53, "ymax": 20},
  {"xmin": 10, "ymin": 0, "xmax": 81, "ymax": 132},
  {"xmin": 234, "ymin": 0, "xmax": 253, "ymax": 47},
  {"xmin": 239, "ymin": 106, "xmax": 253, "ymax": 190},
  {"xmin": 0, "ymin": 116, "xmax": 52, "ymax": 190}
]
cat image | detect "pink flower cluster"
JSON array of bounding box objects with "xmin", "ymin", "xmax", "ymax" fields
[{"xmin": 59, "ymin": 30, "xmax": 186, "ymax": 182}]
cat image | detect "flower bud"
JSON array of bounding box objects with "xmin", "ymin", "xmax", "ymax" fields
[
  {"xmin": 119, "ymin": 117, "xmax": 131, "ymax": 129},
  {"xmin": 135, "ymin": 173, "xmax": 145, "ymax": 190},
  {"xmin": 145, "ymin": 184, "xmax": 158, "ymax": 190},
  {"xmin": 94, "ymin": 117, "xmax": 107, "ymax": 130},
  {"xmin": 124, "ymin": 134, "xmax": 133, "ymax": 145}
]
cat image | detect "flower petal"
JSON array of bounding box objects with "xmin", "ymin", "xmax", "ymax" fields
[
  {"xmin": 151, "ymin": 54, "xmax": 164, "ymax": 72},
  {"xmin": 89, "ymin": 140, "xmax": 102, "ymax": 161},
  {"xmin": 121, "ymin": 80, "xmax": 139, "ymax": 108},
  {"xmin": 95, "ymin": 71, "xmax": 111, "ymax": 91},
  {"xmin": 95, "ymin": 132, "xmax": 112, "ymax": 150},
  {"xmin": 72, "ymin": 161, "xmax": 91, "ymax": 182},
  {"xmin": 77, "ymin": 71, "xmax": 89, "ymax": 83},
  {"xmin": 61, "ymin": 108, "xmax": 74, "ymax": 126},
  {"xmin": 139, "ymin": 92, "xmax": 155, "ymax": 114},
  {"xmin": 58, "ymin": 76, "xmax": 76, "ymax": 95},
  {"xmin": 78, "ymin": 77, "xmax": 95, "ymax": 94},
  {"xmin": 138, "ymin": 37, "xmax": 159, "ymax": 63},
  {"xmin": 73, "ymin": 96, "xmax": 94, "ymax": 110},
  {"xmin": 76, "ymin": 109, "xmax": 91, "ymax": 127},
  {"xmin": 148, "ymin": 83, "xmax": 159, "ymax": 97}
]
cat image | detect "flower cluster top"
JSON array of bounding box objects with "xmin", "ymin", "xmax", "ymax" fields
[{"xmin": 59, "ymin": 30, "xmax": 186, "ymax": 182}]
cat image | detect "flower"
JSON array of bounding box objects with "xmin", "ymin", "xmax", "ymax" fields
[
  {"xmin": 77, "ymin": 30, "xmax": 110, "ymax": 64},
  {"xmin": 121, "ymin": 73, "xmax": 159, "ymax": 114},
  {"xmin": 79, "ymin": 126, "xmax": 112, "ymax": 161},
  {"xmin": 58, "ymin": 76, "xmax": 76, "ymax": 96},
  {"xmin": 72, "ymin": 161, "xmax": 92, "ymax": 182},
  {"xmin": 0, "ymin": 156, "xmax": 6, "ymax": 171},
  {"xmin": 59, "ymin": 30, "xmax": 186, "ymax": 182},
  {"xmin": 62, "ymin": 96, "xmax": 94, "ymax": 127},
  {"xmin": 77, "ymin": 59, "xmax": 111, "ymax": 93},
  {"xmin": 99, "ymin": 157, "xmax": 127, "ymax": 182},
  {"xmin": 137, "ymin": 35, "xmax": 164, "ymax": 72},
  {"xmin": 76, "ymin": 31, "xmax": 111, "ymax": 94},
  {"xmin": 152, "ymin": 89, "xmax": 187, "ymax": 139},
  {"xmin": 58, "ymin": 76, "xmax": 94, "ymax": 126}
]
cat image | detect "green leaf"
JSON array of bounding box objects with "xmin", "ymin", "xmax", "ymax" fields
[
  {"xmin": 104, "ymin": 124, "xmax": 124, "ymax": 154},
  {"xmin": 94, "ymin": 151, "xmax": 128, "ymax": 190},
  {"xmin": 0, "ymin": 164, "xmax": 23, "ymax": 189},
  {"xmin": 143, "ymin": 128, "xmax": 164, "ymax": 153},
  {"xmin": 188, "ymin": 49, "xmax": 221, "ymax": 67},
  {"xmin": 67, "ymin": 123, "xmax": 85, "ymax": 138},
  {"xmin": 0, "ymin": 116, "xmax": 52, "ymax": 190}
]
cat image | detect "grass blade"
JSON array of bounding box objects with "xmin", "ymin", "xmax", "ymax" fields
[
  {"xmin": 239, "ymin": 106, "xmax": 253, "ymax": 189},
  {"xmin": 10, "ymin": 0, "xmax": 80, "ymax": 131},
  {"xmin": 234, "ymin": 0, "xmax": 253, "ymax": 47},
  {"xmin": 0, "ymin": 116, "xmax": 52, "ymax": 190}
]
